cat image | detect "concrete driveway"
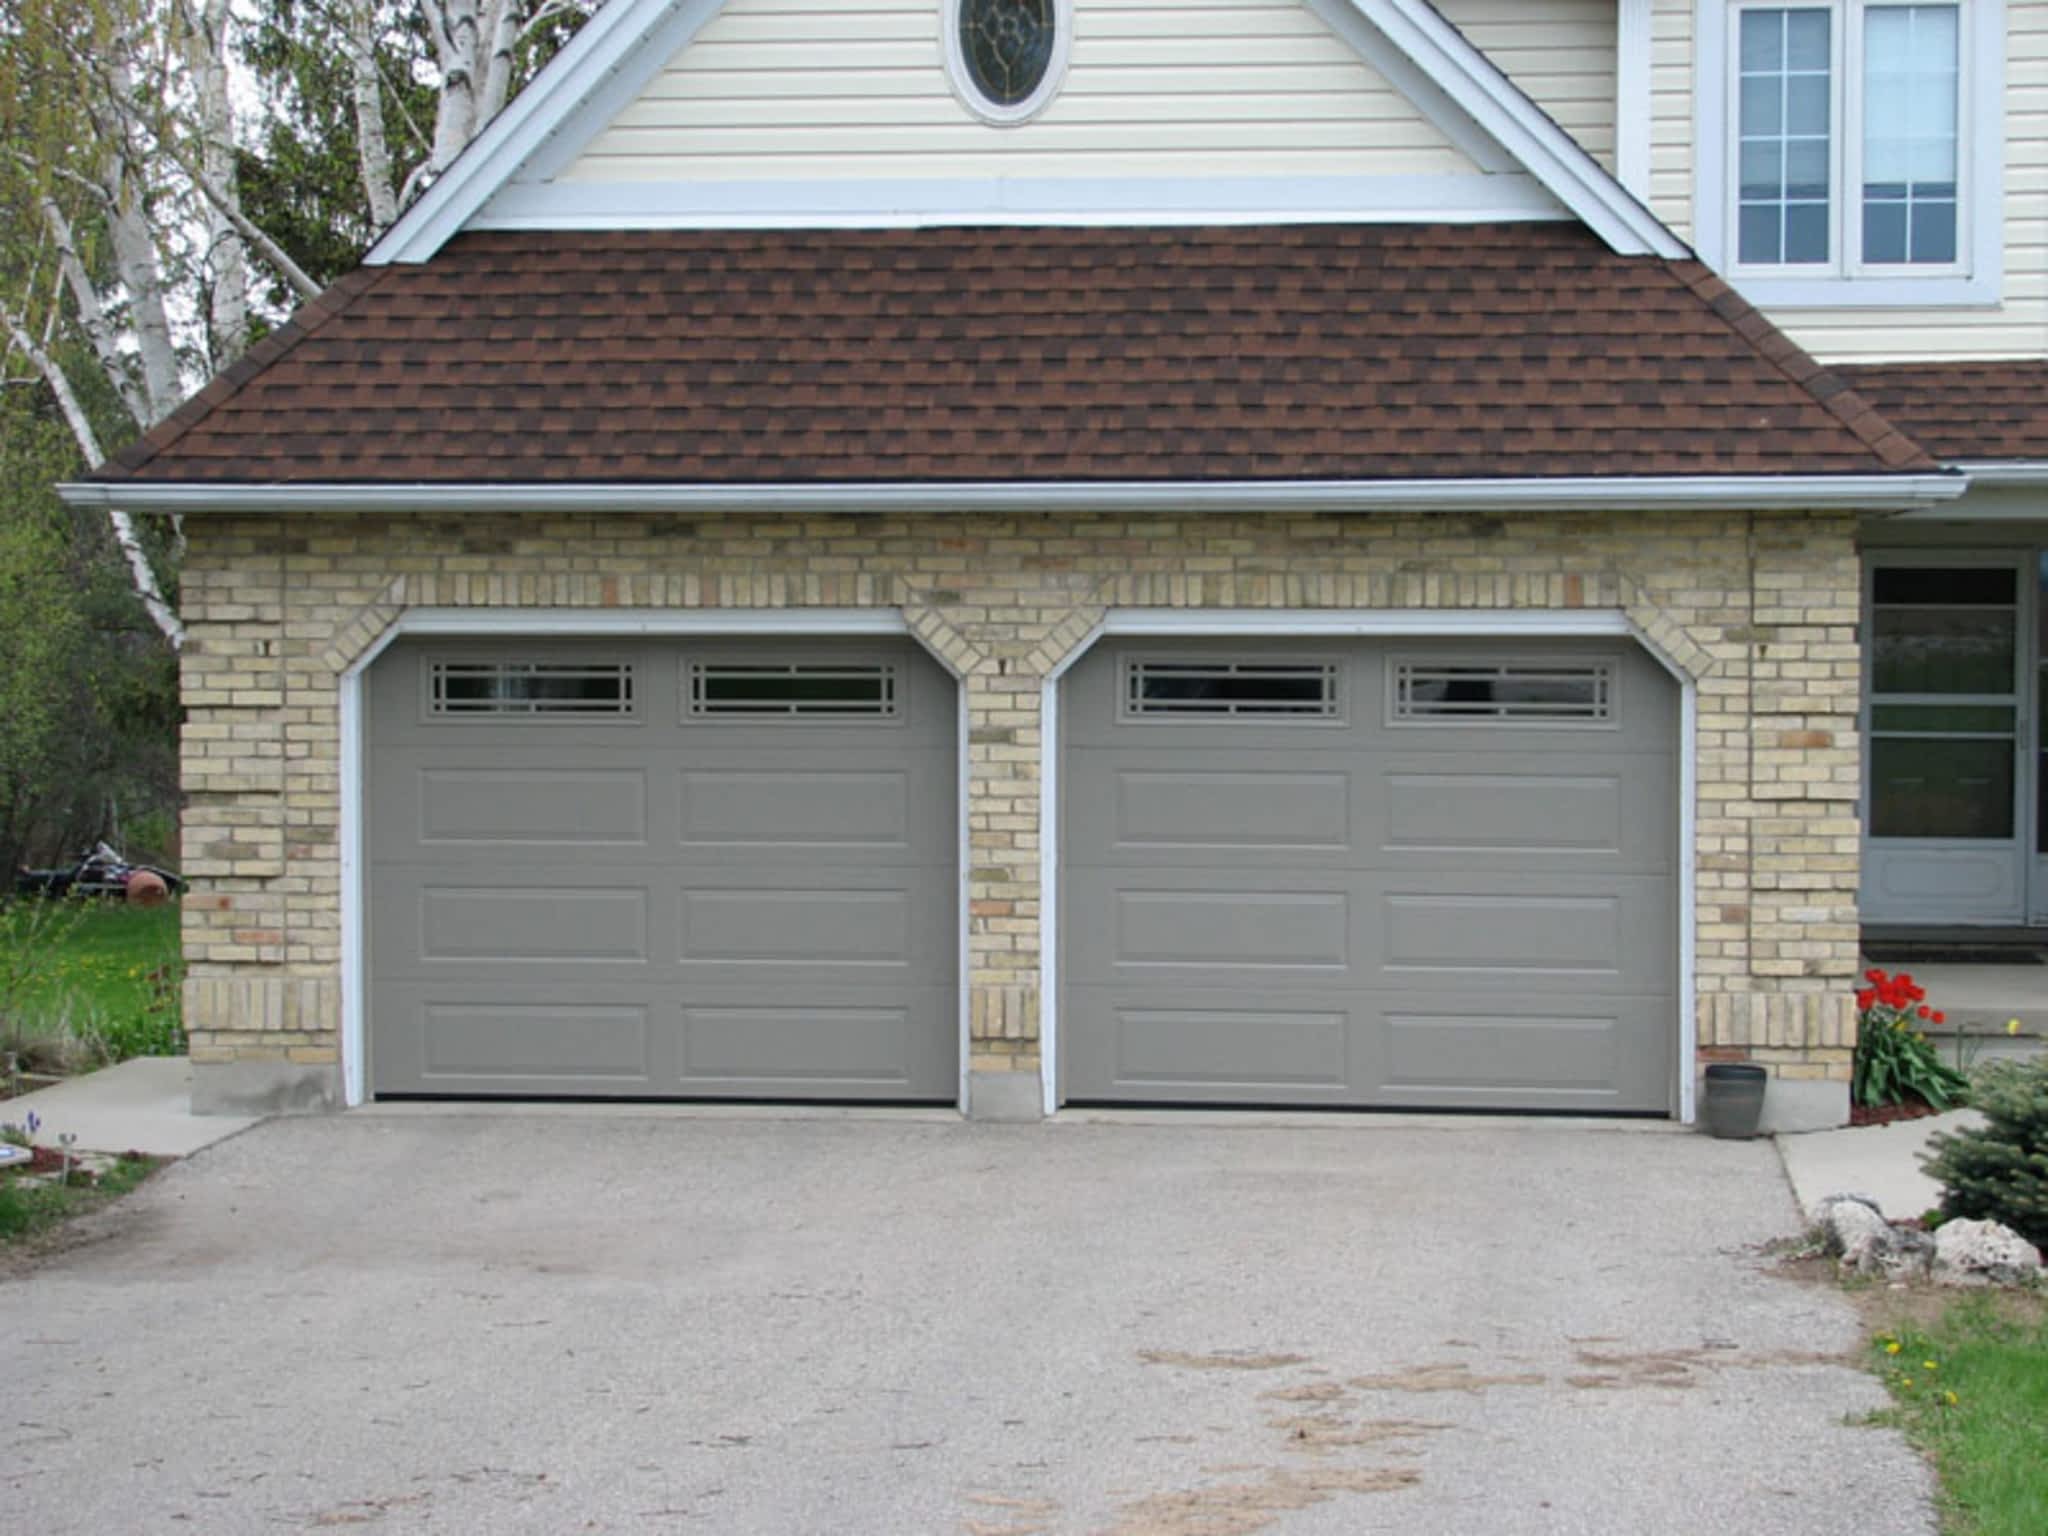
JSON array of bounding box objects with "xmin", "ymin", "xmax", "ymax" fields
[{"xmin": 2, "ymin": 1112, "xmax": 1933, "ymax": 1534}]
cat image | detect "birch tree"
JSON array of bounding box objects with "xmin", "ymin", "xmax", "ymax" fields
[{"xmin": 0, "ymin": 0, "xmax": 596, "ymax": 648}]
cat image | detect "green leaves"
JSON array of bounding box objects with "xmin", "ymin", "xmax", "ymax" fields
[{"xmin": 1924, "ymin": 1059, "xmax": 2048, "ymax": 1249}]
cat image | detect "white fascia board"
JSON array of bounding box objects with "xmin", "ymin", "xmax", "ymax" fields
[
  {"xmin": 1347, "ymin": 0, "xmax": 1688, "ymax": 259},
  {"xmin": 60, "ymin": 474, "xmax": 1968, "ymax": 516},
  {"xmin": 364, "ymin": 0, "xmax": 725, "ymax": 266},
  {"xmin": 474, "ymin": 173, "xmax": 1568, "ymax": 231}
]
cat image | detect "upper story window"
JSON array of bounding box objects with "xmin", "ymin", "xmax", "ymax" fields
[
  {"xmin": 944, "ymin": 0, "xmax": 1071, "ymax": 125},
  {"xmin": 1698, "ymin": 1, "xmax": 2003, "ymax": 307}
]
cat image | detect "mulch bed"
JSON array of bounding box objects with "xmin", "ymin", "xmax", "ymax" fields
[
  {"xmin": 1849, "ymin": 1096, "xmax": 1943, "ymax": 1129},
  {"xmin": 0, "ymin": 1146, "xmax": 105, "ymax": 1185}
]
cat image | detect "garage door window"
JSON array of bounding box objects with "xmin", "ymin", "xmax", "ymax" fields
[
  {"xmin": 1123, "ymin": 659, "xmax": 1340, "ymax": 720},
  {"xmin": 427, "ymin": 659, "xmax": 635, "ymax": 718},
  {"xmin": 686, "ymin": 661, "xmax": 900, "ymax": 720},
  {"xmin": 1391, "ymin": 660, "xmax": 1613, "ymax": 724}
]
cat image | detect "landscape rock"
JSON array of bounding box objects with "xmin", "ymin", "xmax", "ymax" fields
[
  {"xmin": 1932, "ymin": 1219, "xmax": 2044, "ymax": 1288},
  {"xmin": 1814, "ymin": 1193, "xmax": 1934, "ymax": 1282}
]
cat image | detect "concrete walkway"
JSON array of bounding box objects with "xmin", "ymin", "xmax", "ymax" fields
[
  {"xmin": 1, "ymin": 1057, "xmax": 256, "ymax": 1157},
  {"xmin": 1, "ymin": 1113, "xmax": 1933, "ymax": 1536},
  {"xmin": 1776, "ymin": 1108, "xmax": 1984, "ymax": 1223}
]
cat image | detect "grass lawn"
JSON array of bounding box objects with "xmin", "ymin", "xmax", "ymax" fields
[
  {"xmin": 1, "ymin": 900, "xmax": 183, "ymax": 1072},
  {"xmin": 1870, "ymin": 1296, "xmax": 2048, "ymax": 1536},
  {"xmin": 0, "ymin": 1155, "xmax": 163, "ymax": 1247}
]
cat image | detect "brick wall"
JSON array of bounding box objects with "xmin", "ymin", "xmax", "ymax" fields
[{"xmin": 178, "ymin": 506, "xmax": 1863, "ymax": 1098}]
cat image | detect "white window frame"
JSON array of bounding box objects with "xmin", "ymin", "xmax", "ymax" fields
[
  {"xmin": 941, "ymin": 0, "xmax": 1074, "ymax": 127},
  {"xmin": 1694, "ymin": 0, "xmax": 2004, "ymax": 307}
]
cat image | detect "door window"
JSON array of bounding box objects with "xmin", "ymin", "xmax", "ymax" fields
[{"xmin": 1868, "ymin": 564, "xmax": 2018, "ymax": 839}]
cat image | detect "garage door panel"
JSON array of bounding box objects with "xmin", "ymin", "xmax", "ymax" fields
[
  {"xmin": 680, "ymin": 767, "xmax": 911, "ymax": 848},
  {"xmin": 1062, "ymin": 637, "xmax": 1678, "ymax": 1114},
  {"xmin": 1062, "ymin": 988, "xmax": 1358, "ymax": 1098},
  {"xmin": 368, "ymin": 637, "xmax": 956, "ymax": 1101},
  {"xmin": 679, "ymin": 887, "xmax": 912, "ymax": 967},
  {"xmin": 415, "ymin": 768, "xmax": 651, "ymax": 846},
  {"xmin": 679, "ymin": 997, "xmax": 951, "ymax": 1092},
  {"xmin": 1115, "ymin": 889, "xmax": 1350, "ymax": 969},
  {"xmin": 418, "ymin": 886, "xmax": 651, "ymax": 964}
]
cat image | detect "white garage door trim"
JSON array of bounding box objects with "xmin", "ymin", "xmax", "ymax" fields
[
  {"xmin": 340, "ymin": 608, "xmax": 969, "ymax": 1110},
  {"xmin": 1039, "ymin": 609, "xmax": 1699, "ymax": 1122}
]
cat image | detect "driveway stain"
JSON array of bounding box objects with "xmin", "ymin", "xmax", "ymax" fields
[
  {"xmin": 1096, "ymin": 1464, "xmax": 1421, "ymax": 1535},
  {"xmin": 1137, "ymin": 1350, "xmax": 1310, "ymax": 1371},
  {"xmin": 1348, "ymin": 1362, "xmax": 1546, "ymax": 1393}
]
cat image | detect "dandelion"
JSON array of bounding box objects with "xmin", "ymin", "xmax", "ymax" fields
[
  {"xmin": 1885, "ymin": 1341, "xmax": 1902, "ymax": 1355},
  {"xmin": 2009, "ymin": 1019, "xmax": 2024, "ymax": 1037},
  {"xmin": 1944, "ymin": 1390, "xmax": 1958, "ymax": 1406},
  {"xmin": 1923, "ymin": 1361, "xmax": 1939, "ymax": 1372}
]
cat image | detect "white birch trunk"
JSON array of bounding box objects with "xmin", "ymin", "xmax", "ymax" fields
[
  {"xmin": 426, "ymin": 0, "xmax": 483, "ymax": 179},
  {"xmin": 186, "ymin": 0, "xmax": 249, "ymax": 361},
  {"xmin": 2, "ymin": 306, "xmax": 186, "ymax": 650},
  {"xmin": 348, "ymin": 0, "xmax": 399, "ymax": 229}
]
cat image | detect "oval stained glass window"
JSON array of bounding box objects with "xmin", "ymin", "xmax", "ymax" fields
[{"xmin": 958, "ymin": 0, "xmax": 1058, "ymax": 109}]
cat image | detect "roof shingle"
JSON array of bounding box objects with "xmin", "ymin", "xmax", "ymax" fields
[
  {"xmin": 1832, "ymin": 360, "xmax": 2048, "ymax": 464},
  {"xmin": 98, "ymin": 224, "xmax": 1934, "ymax": 486}
]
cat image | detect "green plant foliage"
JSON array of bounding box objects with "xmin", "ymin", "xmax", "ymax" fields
[
  {"xmin": 1923, "ymin": 1058, "xmax": 2048, "ymax": 1250},
  {"xmin": 0, "ymin": 1153, "xmax": 159, "ymax": 1243},
  {"xmin": 1854, "ymin": 968, "xmax": 1972, "ymax": 1110}
]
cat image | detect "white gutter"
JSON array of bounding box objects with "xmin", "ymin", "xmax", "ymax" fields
[
  {"xmin": 1952, "ymin": 460, "xmax": 2048, "ymax": 488},
  {"xmin": 57, "ymin": 474, "xmax": 1968, "ymax": 516}
]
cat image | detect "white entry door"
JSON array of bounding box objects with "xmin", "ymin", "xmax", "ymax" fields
[{"xmin": 1861, "ymin": 556, "xmax": 2030, "ymax": 926}]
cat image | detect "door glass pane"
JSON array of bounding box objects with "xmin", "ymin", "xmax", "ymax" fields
[
  {"xmin": 1871, "ymin": 737, "xmax": 2014, "ymax": 838},
  {"xmin": 1871, "ymin": 566, "xmax": 2018, "ymax": 695},
  {"xmin": 1874, "ymin": 608, "xmax": 2016, "ymax": 694},
  {"xmin": 1869, "ymin": 563, "xmax": 2020, "ymax": 843}
]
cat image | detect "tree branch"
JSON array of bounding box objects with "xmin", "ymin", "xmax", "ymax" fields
[{"xmin": 0, "ymin": 303, "xmax": 185, "ymax": 651}]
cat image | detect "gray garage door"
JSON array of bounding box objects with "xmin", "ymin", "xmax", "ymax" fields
[
  {"xmin": 367, "ymin": 636, "xmax": 957, "ymax": 1100},
  {"xmin": 1061, "ymin": 636, "xmax": 1678, "ymax": 1113}
]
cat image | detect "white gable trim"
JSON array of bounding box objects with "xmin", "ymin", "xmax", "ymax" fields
[
  {"xmin": 1346, "ymin": 0, "xmax": 1686, "ymax": 259},
  {"xmin": 366, "ymin": 0, "xmax": 726, "ymax": 266},
  {"xmin": 472, "ymin": 173, "xmax": 1566, "ymax": 231},
  {"xmin": 364, "ymin": 0, "xmax": 1690, "ymax": 265}
]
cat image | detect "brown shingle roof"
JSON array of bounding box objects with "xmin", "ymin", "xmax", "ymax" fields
[
  {"xmin": 97, "ymin": 223, "xmax": 1933, "ymax": 486},
  {"xmin": 1832, "ymin": 360, "xmax": 2048, "ymax": 463}
]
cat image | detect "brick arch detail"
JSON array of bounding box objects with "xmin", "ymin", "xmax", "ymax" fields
[{"xmin": 1012, "ymin": 567, "xmax": 1722, "ymax": 684}]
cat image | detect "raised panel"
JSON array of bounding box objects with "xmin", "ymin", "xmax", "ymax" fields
[
  {"xmin": 1115, "ymin": 770, "xmax": 1349, "ymax": 848},
  {"xmin": 682, "ymin": 1006, "xmax": 911, "ymax": 1082},
  {"xmin": 681, "ymin": 770, "xmax": 910, "ymax": 846},
  {"xmin": 420, "ymin": 889, "xmax": 648, "ymax": 963},
  {"xmin": 1383, "ymin": 1011, "xmax": 1620, "ymax": 1093},
  {"xmin": 420, "ymin": 769, "xmax": 647, "ymax": 844},
  {"xmin": 1385, "ymin": 773, "xmax": 1621, "ymax": 852},
  {"xmin": 1385, "ymin": 894, "xmax": 1621, "ymax": 972},
  {"xmin": 420, "ymin": 1003, "xmax": 651, "ymax": 1079},
  {"xmin": 1112, "ymin": 1008, "xmax": 1348, "ymax": 1088},
  {"xmin": 680, "ymin": 889, "xmax": 910, "ymax": 964},
  {"xmin": 1117, "ymin": 891, "xmax": 1347, "ymax": 968}
]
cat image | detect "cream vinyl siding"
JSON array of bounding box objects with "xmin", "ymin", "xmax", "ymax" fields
[
  {"xmin": 557, "ymin": 0, "xmax": 1480, "ymax": 184},
  {"xmin": 1652, "ymin": 0, "xmax": 2048, "ymax": 362},
  {"xmin": 1435, "ymin": 0, "xmax": 1619, "ymax": 170}
]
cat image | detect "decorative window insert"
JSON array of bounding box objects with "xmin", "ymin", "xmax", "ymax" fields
[
  {"xmin": 687, "ymin": 662, "xmax": 900, "ymax": 719},
  {"xmin": 1698, "ymin": 0, "xmax": 2001, "ymax": 306},
  {"xmin": 1123, "ymin": 659, "xmax": 1339, "ymax": 720},
  {"xmin": 428, "ymin": 660, "xmax": 635, "ymax": 717},
  {"xmin": 943, "ymin": 0, "xmax": 1072, "ymax": 125},
  {"xmin": 1392, "ymin": 661, "xmax": 1614, "ymax": 723}
]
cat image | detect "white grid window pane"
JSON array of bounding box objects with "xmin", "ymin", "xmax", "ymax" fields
[
  {"xmin": 1862, "ymin": 4, "xmax": 1959, "ymax": 265},
  {"xmin": 1738, "ymin": 7, "xmax": 1834, "ymax": 265}
]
